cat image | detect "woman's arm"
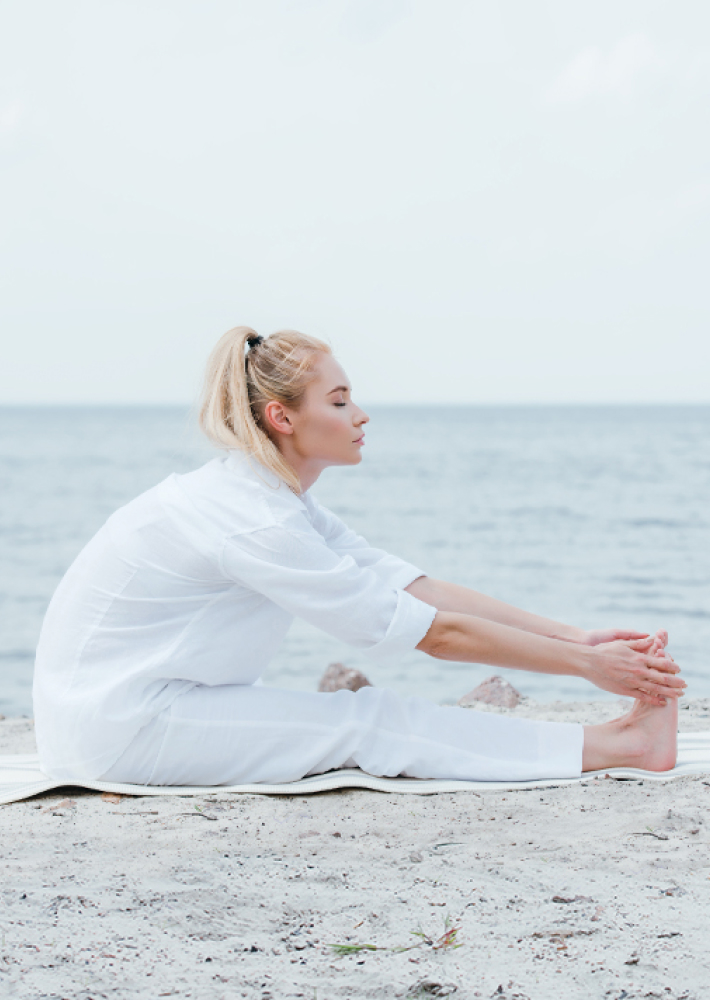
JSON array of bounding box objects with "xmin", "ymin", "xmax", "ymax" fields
[
  {"xmin": 406, "ymin": 576, "xmax": 651, "ymax": 646},
  {"xmin": 416, "ymin": 610, "xmax": 685, "ymax": 705}
]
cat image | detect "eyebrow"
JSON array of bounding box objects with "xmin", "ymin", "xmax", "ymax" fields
[{"xmin": 327, "ymin": 385, "xmax": 350, "ymax": 395}]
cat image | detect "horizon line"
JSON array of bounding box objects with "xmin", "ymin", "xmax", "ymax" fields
[{"xmin": 1, "ymin": 400, "xmax": 709, "ymax": 409}]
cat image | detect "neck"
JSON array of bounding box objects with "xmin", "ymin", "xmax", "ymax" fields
[{"xmin": 276, "ymin": 440, "xmax": 326, "ymax": 493}]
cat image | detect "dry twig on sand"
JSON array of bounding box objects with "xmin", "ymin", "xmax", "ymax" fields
[{"xmin": 329, "ymin": 914, "xmax": 462, "ymax": 956}]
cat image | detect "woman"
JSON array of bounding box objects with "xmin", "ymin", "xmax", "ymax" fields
[{"xmin": 33, "ymin": 327, "xmax": 684, "ymax": 787}]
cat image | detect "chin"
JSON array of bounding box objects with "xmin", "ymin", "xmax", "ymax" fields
[{"xmin": 327, "ymin": 452, "xmax": 363, "ymax": 468}]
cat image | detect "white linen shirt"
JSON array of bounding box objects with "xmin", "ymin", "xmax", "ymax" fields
[{"xmin": 33, "ymin": 450, "xmax": 436, "ymax": 780}]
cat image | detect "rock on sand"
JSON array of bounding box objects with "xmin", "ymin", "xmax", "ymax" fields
[
  {"xmin": 317, "ymin": 662, "xmax": 373, "ymax": 692},
  {"xmin": 458, "ymin": 674, "xmax": 522, "ymax": 708}
]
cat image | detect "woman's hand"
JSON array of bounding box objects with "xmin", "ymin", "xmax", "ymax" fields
[
  {"xmin": 418, "ymin": 612, "xmax": 682, "ymax": 701},
  {"xmin": 581, "ymin": 636, "xmax": 684, "ymax": 705},
  {"xmin": 582, "ymin": 628, "xmax": 668, "ymax": 648}
]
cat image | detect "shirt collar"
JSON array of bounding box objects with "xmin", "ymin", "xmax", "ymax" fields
[{"xmin": 225, "ymin": 449, "xmax": 309, "ymax": 511}]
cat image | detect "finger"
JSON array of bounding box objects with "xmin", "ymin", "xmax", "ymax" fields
[
  {"xmin": 615, "ymin": 630, "xmax": 651, "ymax": 641},
  {"xmin": 651, "ymin": 643, "xmax": 669, "ymax": 660},
  {"xmin": 640, "ymin": 680, "xmax": 685, "ymax": 700},
  {"xmin": 646, "ymin": 654, "xmax": 682, "ymax": 675},
  {"xmin": 646, "ymin": 667, "xmax": 685, "ymax": 689},
  {"xmin": 627, "ymin": 637, "xmax": 655, "ymax": 651},
  {"xmin": 655, "ymin": 630, "xmax": 669, "ymax": 647},
  {"xmin": 637, "ymin": 681, "xmax": 678, "ymax": 701},
  {"xmin": 645, "ymin": 673, "xmax": 685, "ymax": 694},
  {"xmin": 649, "ymin": 686, "xmax": 683, "ymax": 699}
]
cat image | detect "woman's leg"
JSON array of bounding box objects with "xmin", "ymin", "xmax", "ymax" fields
[
  {"xmin": 582, "ymin": 697, "xmax": 678, "ymax": 772},
  {"xmin": 101, "ymin": 683, "xmax": 584, "ymax": 786}
]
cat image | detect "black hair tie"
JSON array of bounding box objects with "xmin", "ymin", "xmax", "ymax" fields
[{"xmin": 246, "ymin": 335, "xmax": 264, "ymax": 349}]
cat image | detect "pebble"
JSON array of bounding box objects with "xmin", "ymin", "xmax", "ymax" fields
[
  {"xmin": 317, "ymin": 663, "xmax": 373, "ymax": 693},
  {"xmin": 458, "ymin": 675, "xmax": 521, "ymax": 709}
]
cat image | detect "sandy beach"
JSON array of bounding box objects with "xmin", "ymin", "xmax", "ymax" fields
[{"xmin": 2, "ymin": 698, "xmax": 709, "ymax": 999}]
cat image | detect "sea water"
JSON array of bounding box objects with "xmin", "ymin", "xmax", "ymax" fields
[{"xmin": 1, "ymin": 405, "xmax": 708, "ymax": 717}]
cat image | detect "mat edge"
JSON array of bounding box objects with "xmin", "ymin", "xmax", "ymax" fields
[{"xmin": 3, "ymin": 766, "xmax": 706, "ymax": 805}]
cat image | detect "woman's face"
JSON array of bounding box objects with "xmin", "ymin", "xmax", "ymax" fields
[{"xmin": 272, "ymin": 353, "xmax": 369, "ymax": 470}]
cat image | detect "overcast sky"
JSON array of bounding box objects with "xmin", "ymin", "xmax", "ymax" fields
[{"xmin": 1, "ymin": 0, "xmax": 709, "ymax": 404}]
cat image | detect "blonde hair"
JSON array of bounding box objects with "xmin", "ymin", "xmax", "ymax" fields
[{"xmin": 199, "ymin": 325, "xmax": 331, "ymax": 493}]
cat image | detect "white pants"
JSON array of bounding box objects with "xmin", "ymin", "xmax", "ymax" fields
[{"xmin": 100, "ymin": 684, "xmax": 584, "ymax": 785}]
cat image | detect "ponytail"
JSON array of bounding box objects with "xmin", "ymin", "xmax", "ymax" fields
[{"xmin": 199, "ymin": 325, "xmax": 331, "ymax": 494}]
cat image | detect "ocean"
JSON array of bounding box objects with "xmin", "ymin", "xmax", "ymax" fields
[{"xmin": 1, "ymin": 405, "xmax": 708, "ymax": 717}]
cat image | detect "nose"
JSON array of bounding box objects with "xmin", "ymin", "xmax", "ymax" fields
[{"xmin": 354, "ymin": 406, "xmax": 369, "ymax": 427}]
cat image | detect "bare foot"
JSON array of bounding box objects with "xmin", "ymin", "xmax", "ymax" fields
[{"xmin": 582, "ymin": 697, "xmax": 678, "ymax": 772}]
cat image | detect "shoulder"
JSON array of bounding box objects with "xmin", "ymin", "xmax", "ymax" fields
[
  {"xmin": 172, "ymin": 451, "xmax": 313, "ymax": 540},
  {"xmin": 300, "ymin": 492, "xmax": 345, "ymax": 539}
]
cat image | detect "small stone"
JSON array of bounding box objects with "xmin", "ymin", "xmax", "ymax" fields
[
  {"xmin": 318, "ymin": 663, "xmax": 372, "ymax": 693},
  {"xmin": 458, "ymin": 676, "xmax": 521, "ymax": 709},
  {"xmin": 42, "ymin": 798, "xmax": 77, "ymax": 814},
  {"xmin": 409, "ymin": 851, "xmax": 423, "ymax": 863},
  {"xmin": 409, "ymin": 982, "xmax": 457, "ymax": 997}
]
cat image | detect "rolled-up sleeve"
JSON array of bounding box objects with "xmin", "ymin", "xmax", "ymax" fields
[
  {"xmin": 221, "ymin": 523, "xmax": 436, "ymax": 666},
  {"xmin": 307, "ymin": 498, "xmax": 426, "ymax": 592}
]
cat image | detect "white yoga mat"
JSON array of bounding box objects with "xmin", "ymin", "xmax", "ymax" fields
[{"xmin": 2, "ymin": 732, "xmax": 709, "ymax": 805}]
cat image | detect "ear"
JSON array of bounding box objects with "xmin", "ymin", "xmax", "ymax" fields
[{"xmin": 263, "ymin": 400, "xmax": 294, "ymax": 436}]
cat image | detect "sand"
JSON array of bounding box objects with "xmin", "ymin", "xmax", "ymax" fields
[{"xmin": 1, "ymin": 698, "xmax": 710, "ymax": 1000}]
